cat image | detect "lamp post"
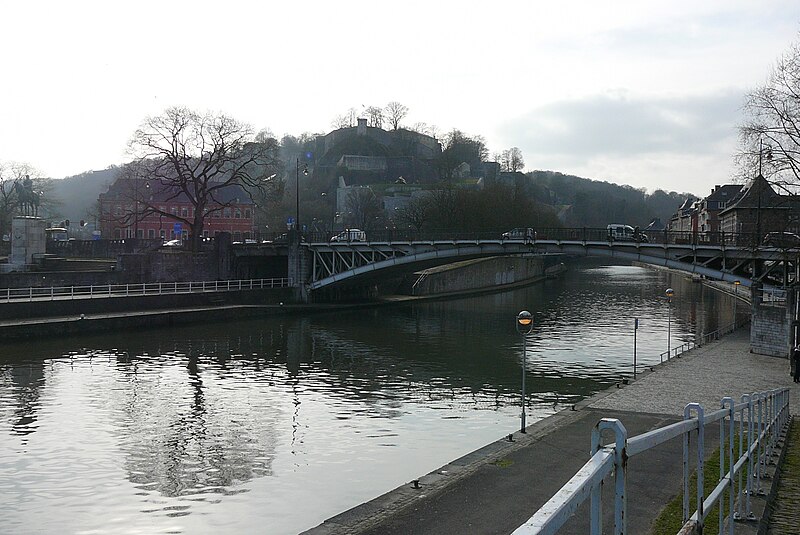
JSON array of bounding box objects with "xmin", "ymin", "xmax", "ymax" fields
[
  {"xmin": 516, "ymin": 310, "xmax": 534, "ymax": 433},
  {"xmin": 665, "ymin": 288, "xmax": 674, "ymax": 357},
  {"xmin": 295, "ymin": 157, "xmax": 309, "ymax": 234},
  {"xmin": 734, "ymin": 280, "xmax": 741, "ymax": 327}
]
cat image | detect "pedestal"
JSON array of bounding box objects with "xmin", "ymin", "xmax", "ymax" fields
[{"xmin": 2, "ymin": 216, "xmax": 46, "ymax": 272}]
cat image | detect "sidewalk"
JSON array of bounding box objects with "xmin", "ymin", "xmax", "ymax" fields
[{"xmin": 305, "ymin": 329, "xmax": 798, "ymax": 535}]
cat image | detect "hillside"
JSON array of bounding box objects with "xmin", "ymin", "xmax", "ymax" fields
[
  {"xmin": 48, "ymin": 168, "xmax": 119, "ymax": 223},
  {"xmin": 527, "ymin": 170, "xmax": 689, "ymax": 228}
]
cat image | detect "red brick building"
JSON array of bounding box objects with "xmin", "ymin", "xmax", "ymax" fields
[{"xmin": 99, "ymin": 178, "xmax": 256, "ymax": 242}]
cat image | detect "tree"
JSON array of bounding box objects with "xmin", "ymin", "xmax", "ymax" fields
[
  {"xmin": 0, "ymin": 161, "xmax": 53, "ymax": 238},
  {"xmin": 384, "ymin": 101, "xmax": 409, "ymax": 130},
  {"xmin": 345, "ymin": 187, "xmax": 382, "ymax": 230},
  {"xmin": 436, "ymin": 129, "xmax": 489, "ymax": 180},
  {"xmin": 394, "ymin": 195, "xmax": 431, "ymax": 232},
  {"xmin": 739, "ymin": 37, "xmax": 800, "ymax": 186},
  {"xmin": 500, "ymin": 147, "xmax": 525, "ymax": 172},
  {"xmin": 365, "ymin": 106, "xmax": 384, "ymax": 128},
  {"xmin": 126, "ymin": 107, "xmax": 280, "ymax": 251}
]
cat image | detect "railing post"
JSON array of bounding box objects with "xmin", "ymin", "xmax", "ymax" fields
[
  {"xmin": 590, "ymin": 418, "xmax": 627, "ymax": 535},
  {"xmin": 746, "ymin": 394, "xmax": 756, "ymax": 519},
  {"xmin": 683, "ymin": 403, "xmax": 704, "ymax": 527},
  {"xmin": 722, "ymin": 397, "xmax": 735, "ymax": 535}
]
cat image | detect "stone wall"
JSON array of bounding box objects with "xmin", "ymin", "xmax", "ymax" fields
[
  {"xmin": 411, "ymin": 255, "xmax": 549, "ymax": 296},
  {"xmin": 750, "ymin": 285, "xmax": 793, "ymax": 358}
]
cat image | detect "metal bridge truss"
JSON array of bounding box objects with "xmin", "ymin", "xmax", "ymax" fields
[{"xmin": 306, "ymin": 239, "xmax": 800, "ymax": 291}]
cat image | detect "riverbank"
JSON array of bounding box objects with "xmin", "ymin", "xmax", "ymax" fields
[{"xmin": 305, "ymin": 329, "xmax": 797, "ymax": 535}]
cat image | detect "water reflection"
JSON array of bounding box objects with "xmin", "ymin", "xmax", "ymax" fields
[{"xmin": 0, "ymin": 260, "xmax": 740, "ymax": 534}]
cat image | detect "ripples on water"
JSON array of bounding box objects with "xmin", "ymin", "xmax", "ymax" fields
[{"xmin": 0, "ymin": 260, "xmax": 737, "ymax": 533}]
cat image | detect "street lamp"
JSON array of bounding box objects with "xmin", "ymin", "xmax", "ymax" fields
[
  {"xmin": 734, "ymin": 280, "xmax": 741, "ymax": 327},
  {"xmin": 295, "ymin": 158, "xmax": 309, "ymax": 234},
  {"xmin": 516, "ymin": 310, "xmax": 534, "ymax": 433},
  {"xmin": 665, "ymin": 288, "xmax": 674, "ymax": 357}
]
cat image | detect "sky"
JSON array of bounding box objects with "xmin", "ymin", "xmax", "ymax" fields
[{"xmin": 2, "ymin": 1, "xmax": 800, "ymax": 197}]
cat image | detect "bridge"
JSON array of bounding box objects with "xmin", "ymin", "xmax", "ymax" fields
[{"xmin": 297, "ymin": 228, "xmax": 800, "ymax": 291}]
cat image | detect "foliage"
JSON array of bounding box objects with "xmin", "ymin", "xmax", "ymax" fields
[
  {"xmin": 437, "ymin": 129, "xmax": 489, "ymax": 181},
  {"xmin": 527, "ymin": 170, "xmax": 689, "ymax": 227}
]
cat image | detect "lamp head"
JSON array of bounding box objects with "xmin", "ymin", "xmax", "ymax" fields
[
  {"xmin": 665, "ymin": 288, "xmax": 674, "ymax": 298},
  {"xmin": 516, "ymin": 310, "xmax": 534, "ymax": 335}
]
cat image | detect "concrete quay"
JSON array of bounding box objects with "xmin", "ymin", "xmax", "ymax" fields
[{"xmin": 305, "ymin": 329, "xmax": 798, "ymax": 535}]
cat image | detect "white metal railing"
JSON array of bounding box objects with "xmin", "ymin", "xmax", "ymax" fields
[
  {"xmin": 512, "ymin": 388, "xmax": 790, "ymax": 535},
  {"xmin": 0, "ymin": 278, "xmax": 291, "ymax": 303}
]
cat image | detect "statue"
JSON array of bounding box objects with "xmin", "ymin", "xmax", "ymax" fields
[{"xmin": 14, "ymin": 175, "xmax": 40, "ymax": 216}]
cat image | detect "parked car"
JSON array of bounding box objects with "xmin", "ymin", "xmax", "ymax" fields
[
  {"xmin": 330, "ymin": 229, "xmax": 366, "ymax": 242},
  {"xmin": 162, "ymin": 239, "xmax": 182, "ymax": 247},
  {"xmin": 763, "ymin": 232, "xmax": 800, "ymax": 248},
  {"xmin": 501, "ymin": 228, "xmax": 535, "ymax": 240}
]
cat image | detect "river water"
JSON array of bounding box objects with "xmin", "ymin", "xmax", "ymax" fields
[{"xmin": 0, "ymin": 260, "xmax": 741, "ymax": 534}]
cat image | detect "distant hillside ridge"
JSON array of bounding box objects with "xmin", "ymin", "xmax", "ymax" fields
[
  {"xmin": 525, "ymin": 170, "xmax": 691, "ymax": 228},
  {"xmin": 49, "ymin": 167, "xmax": 119, "ymax": 223}
]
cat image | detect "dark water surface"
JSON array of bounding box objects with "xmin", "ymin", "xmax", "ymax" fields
[{"xmin": 0, "ymin": 261, "xmax": 740, "ymax": 534}]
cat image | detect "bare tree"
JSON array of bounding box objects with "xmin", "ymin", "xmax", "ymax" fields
[
  {"xmin": 394, "ymin": 195, "xmax": 430, "ymax": 232},
  {"xmin": 384, "ymin": 101, "xmax": 409, "ymax": 130},
  {"xmin": 500, "ymin": 147, "xmax": 525, "ymax": 172},
  {"xmin": 0, "ymin": 161, "xmax": 52, "ymax": 237},
  {"xmin": 331, "ymin": 114, "xmax": 351, "ymax": 130},
  {"xmin": 365, "ymin": 106, "xmax": 384, "ymax": 128},
  {"xmin": 345, "ymin": 187, "xmax": 382, "ymax": 230},
  {"xmin": 739, "ymin": 37, "xmax": 800, "ymax": 187},
  {"xmin": 126, "ymin": 107, "xmax": 280, "ymax": 251}
]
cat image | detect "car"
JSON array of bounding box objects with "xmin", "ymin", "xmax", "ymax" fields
[
  {"xmin": 330, "ymin": 229, "xmax": 366, "ymax": 242},
  {"xmin": 763, "ymin": 232, "xmax": 800, "ymax": 248},
  {"xmin": 501, "ymin": 228, "xmax": 535, "ymax": 240},
  {"xmin": 162, "ymin": 239, "xmax": 182, "ymax": 247}
]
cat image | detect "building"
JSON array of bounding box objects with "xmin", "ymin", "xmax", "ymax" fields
[
  {"xmin": 669, "ymin": 197, "xmax": 699, "ymax": 234},
  {"xmin": 697, "ymin": 184, "xmax": 742, "ymax": 241},
  {"xmin": 98, "ymin": 178, "xmax": 255, "ymax": 242},
  {"xmin": 718, "ymin": 174, "xmax": 800, "ymax": 240}
]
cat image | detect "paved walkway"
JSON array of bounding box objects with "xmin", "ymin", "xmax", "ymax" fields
[{"xmin": 305, "ymin": 329, "xmax": 799, "ymax": 535}]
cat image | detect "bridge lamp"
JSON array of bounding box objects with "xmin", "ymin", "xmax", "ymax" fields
[
  {"xmin": 665, "ymin": 288, "xmax": 674, "ymax": 357},
  {"xmin": 516, "ymin": 310, "xmax": 534, "ymax": 433},
  {"xmin": 295, "ymin": 158, "xmax": 309, "ymax": 234}
]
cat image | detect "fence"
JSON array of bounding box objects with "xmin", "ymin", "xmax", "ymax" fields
[
  {"xmin": 660, "ymin": 317, "xmax": 750, "ymax": 363},
  {"xmin": 512, "ymin": 388, "xmax": 791, "ymax": 534},
  {"xmin": 0, "ymin": 278, "xmax": 290, "ymax": 303}
]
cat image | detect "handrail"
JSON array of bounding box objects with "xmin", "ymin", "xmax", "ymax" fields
[
  {"xmin": 660, "ymin": 317, "xmax": 751, "ymax": 363},
  {"xmin": 512, "ymin": 388, "xmax": 790, "ymax": 534},
  {"xmin": 0, "ymin": 278, "xmax": 290, "ymax": 303}
]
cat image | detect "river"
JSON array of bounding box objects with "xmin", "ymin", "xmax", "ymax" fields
[{"xmin": 0, "ymin": 260, "xmax": 741, "ymax": 534}]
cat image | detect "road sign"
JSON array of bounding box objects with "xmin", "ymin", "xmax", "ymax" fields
[{"xmin": 287, "ymin": 216, "xmax": 295, "ymax": 225}]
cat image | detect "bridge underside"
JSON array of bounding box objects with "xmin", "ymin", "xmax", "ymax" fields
[{"xmin": 306, "ymin": 239, "xmax": 800, "ymax": 291}]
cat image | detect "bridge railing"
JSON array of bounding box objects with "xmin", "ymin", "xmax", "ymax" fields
[
  {"xmin": 294, "ymin": 228, "xmax": 778, "ymax": 247},
  {"xmin": 0, "ymin": 278, "xmax": 290, "ymax": 303},
  {"xmin": 512, "ymin": 388, "xmax": 791, "ymax": 535}
]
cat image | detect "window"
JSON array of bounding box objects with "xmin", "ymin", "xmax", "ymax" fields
[
  {"xmin": 160, "ymin": 230, "xmax": 166, "ymax": 239},
  {"xmin": 181, "ymin": 207, "xmax": 189, "ymax": 218},
  {"xmin": 223, "ymin": 207, "xmax": 232, "ymax": 218},
  {"xmin": 244, "ymin": 208, "xmax": 251, "ymax": 219},
  {"xmin": 148, "ymin": 229, "xmax": 156, "ymax": 239},
  {"xmin": 114, "ymin": 205, "xmax": 123, "ymax": 216},
  {"xmin": 234, "ymin": 208, "xmax": 241, "ymax": 219},
  {"xmin": 136, "ymin": 229, "xmax": 144, "ymax": 239}
]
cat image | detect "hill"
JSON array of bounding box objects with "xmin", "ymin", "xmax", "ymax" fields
[
  {"xmin": 527, "ymin": 170, "xmax": 689, "ymax": 228},
  {"xmin": 48, "ymin": 167, "xmax": 119, "ymax": 223}
]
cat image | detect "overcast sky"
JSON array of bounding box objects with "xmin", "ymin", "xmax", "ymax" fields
[{"xmin": 2, "ymin": 1, "xmax": 799, "ymax": 197}]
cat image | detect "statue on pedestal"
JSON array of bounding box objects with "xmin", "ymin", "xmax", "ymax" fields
[{"xmin": 14, "ymin": 175, "xmax": 40, "ymax": 217}]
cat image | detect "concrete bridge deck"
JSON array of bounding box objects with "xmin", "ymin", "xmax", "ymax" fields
[{"xmin": 305, "ymin": 329, "xmax": 798, "ymax": 535}]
